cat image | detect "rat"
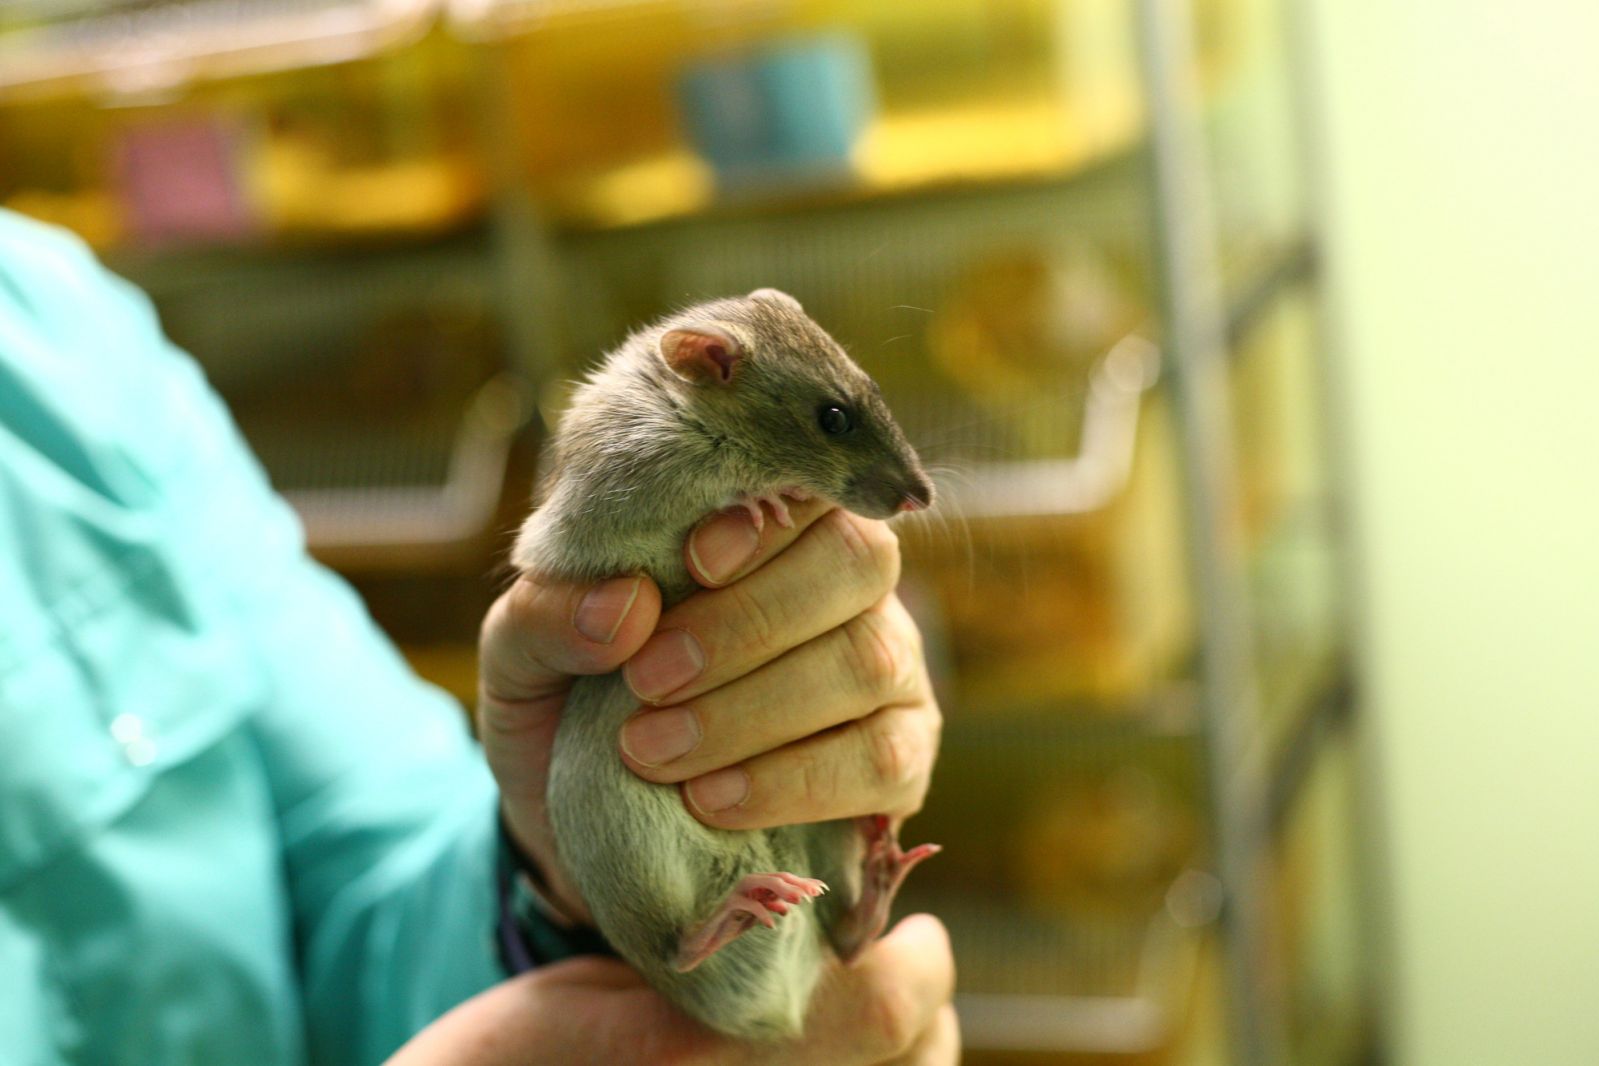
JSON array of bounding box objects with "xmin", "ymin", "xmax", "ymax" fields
[{"xmin": 511, "ymin": 288, "xmax": 940, "ymax": 1040}]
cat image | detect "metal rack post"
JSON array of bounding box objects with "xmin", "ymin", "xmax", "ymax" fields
[
  {"xmin": 470, "ymin": 41, "xmax": 571, "ymax": 386},
  {"xmin": 1283, "ymin": 0, "xmax": 1394, "ymax": 1056},
  {"xmin": 1134, "ymin": 0, "xmax": 1286, "ymax": 1064}
]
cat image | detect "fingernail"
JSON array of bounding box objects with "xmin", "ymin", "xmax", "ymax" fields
[
  {"xmin": 689, "ymin": 512, "xmax": 761, "ymax": 584},
  {"xmin": 687, "ymin": 767, "xmax": 750, "ymax": 813},
  {"xmin": 621, "ymin": 707, "xmax": 702, "ymax": 766},
  {"xmin": 624, "ymin": 629, "xmax": 705, "ymax": 701},
  {"xmin": 573, "ymin": 576, "xmax": 642, "ymax": 644}
]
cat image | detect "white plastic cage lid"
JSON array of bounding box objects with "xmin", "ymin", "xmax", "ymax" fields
[
  {"xmin": 0, "ymin": 0, "xmax": 439, "ymax": 100},
  {"xmin": 445, "ymin": 0, "xmax": 787, "ymax": 40}
]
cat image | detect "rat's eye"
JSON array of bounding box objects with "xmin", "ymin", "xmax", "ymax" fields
[{"xmin": 817, "ymin": 403, "xmax": 854, "ymax": 436}]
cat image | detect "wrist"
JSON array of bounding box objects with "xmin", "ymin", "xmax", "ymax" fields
[
  {"xmin": 498, "ymin": 805, "xmax": 594, "ymax": 925},
  {"xmin": 496, "ymin": 811, "xmax": 615, "ymax": 972}
]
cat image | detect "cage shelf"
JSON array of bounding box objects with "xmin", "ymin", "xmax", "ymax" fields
[
  {"xmin": 267, "ymin": 374, "xmax": 530, "ymax": 562},
  {"xmin": 0, "ymin": 0, "xmax": 438, "ymax": 100},
  {"xmin": 926, "ymin": 872, "xmax": 1219, "ymax": 1054}
]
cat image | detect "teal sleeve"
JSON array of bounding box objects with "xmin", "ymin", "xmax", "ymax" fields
[
  {"xmin": 236, "ymin": 508, "xmax": 509, "ymax": 1066},
  {"xmin": 0, "ymin": 211, "xmax": 507, "ymax": 1065}
]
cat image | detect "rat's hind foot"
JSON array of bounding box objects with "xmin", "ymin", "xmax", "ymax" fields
[
  {"xmin": 733, "ymin": 487, "xmax": 813, "ymax": 531},
  {"xmin": 673, "ymin": 872, "xmax": 827, "ymax": 973},
  {"xmin": 829, "ymin": 815, "xmax": 941, "ymax": 963}
]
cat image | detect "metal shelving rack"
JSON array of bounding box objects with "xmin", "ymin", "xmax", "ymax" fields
[
  {"xmin": 0, "ymin": 1, "xmax": 1379, "ymax": 1062},
  {"xmin": 496, "ymin": 2, "xmax": 1375, "ymax": 1056},
  {"xmin": 1139, "ymin": 0, "xmax": 1284, "ymax": 1061},
  {"xmin": 1135, "ymin": 0, "xmax": 1374, "ymax": 1063}
]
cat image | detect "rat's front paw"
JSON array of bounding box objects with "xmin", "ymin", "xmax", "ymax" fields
[
  {"xmin": 673, "ymin": 871, "xmax": 827, "ymax": 972},
  {"xmin": 732, "ymin": 487, "xmax": 813, "ymax": 531}
]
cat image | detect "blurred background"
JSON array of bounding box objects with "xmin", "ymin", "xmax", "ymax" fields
[{"xmin": 2, "ymin": 2, "xmax": 1594, "ymax": 1065}]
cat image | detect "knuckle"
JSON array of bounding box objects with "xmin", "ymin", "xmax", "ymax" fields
[
  {"xmin": 499, "ymin": 575, "xmax": 545, "ymax": 632},
  {"xmin": 794, "ymin": 745, "xmax": 840, "ymax": 815},
  {"xmin": 724, "ymin": 581, "xmax": 783, "ymax": 658},
  {"xmin": 863, "ymin": 712, "xmax": 917, "ymax": 794},
  {"xmin": 865, "ymin": 980, "xmax": 921, "ymax": 1056},
  {"xmin": 824, "ymin": 510, "xmax": 901, "ymax": 592},
  {"xmin": 841, "ymin": 610, "xmax": 905, "ymax": 700},
  {"xmin": 887, "ymin": 593, "xmax": 926, "ymax": 660}
]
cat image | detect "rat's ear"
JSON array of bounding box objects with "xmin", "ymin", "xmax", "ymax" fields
[
  {"xmin": 748, "ymin": 288, "xmax": 803, "ymax": 312},
  {"xmin": 659, "ymin": 325, "xmax": 744, "ymax": 385}
]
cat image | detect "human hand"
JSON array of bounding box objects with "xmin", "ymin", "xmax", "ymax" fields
[
  {"xmin": 386, "ymin": 913, "xmax": 958, "ymax": 1066},
  {"xmin": 476, "ymin": 497, "xmax": 941, "ymax": 923}
]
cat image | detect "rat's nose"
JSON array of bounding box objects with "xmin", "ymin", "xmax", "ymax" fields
[{"xmin": 898, "ymin": 478, "xmax": 934, "ymax": 512}]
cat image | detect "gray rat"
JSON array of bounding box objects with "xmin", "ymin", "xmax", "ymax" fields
[{"xmin": 511, "ymin": 288, "xmax": 939, "ymax": 1039}]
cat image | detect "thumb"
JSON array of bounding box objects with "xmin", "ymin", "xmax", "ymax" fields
[
  {"xmin": 477, "ymin": 572, "xmax": 661, "ymax": 868},
  {"xmin": 479, "ymin": 573, "xmax": 662, "ymax": 706},
  {"xmin": 803, "ymin": 914, "xmax": 956, "ymax": 1064}
]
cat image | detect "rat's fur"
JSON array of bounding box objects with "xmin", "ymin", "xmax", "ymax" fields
[{"xmin": 513, "ymin": 290, "xmax": 931, "ymax": 1038}]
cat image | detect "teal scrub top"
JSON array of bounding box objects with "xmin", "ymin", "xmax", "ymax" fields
[{"xmin": 0, "ymin": 210, "xmax": 511, "ymax": 1065}]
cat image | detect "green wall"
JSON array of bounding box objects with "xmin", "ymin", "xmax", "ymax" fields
[{"xmin": 1307, "ymin": 3, "xmax": 1599, "ymax": 1064}]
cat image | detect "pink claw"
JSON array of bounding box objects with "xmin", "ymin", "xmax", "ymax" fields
[
  {"xmin": 741, "ymin": 872, "xmax": 826, "ymax": 906},
  {"xmin": 767, "ymin": 493, "xmax": 794, "ymax": 528},
  {"xmin": 674, "ymin": 871, "xmax": 828, "ymax": 973},
  {"xmin": 773, "ymin": 871, "xmax": 828, "ymax": 895},
  {"xmin": 733, "ymin": 487, "xmax": 814, "ymax": 532},
  {"xmin": 738, "ymin": 495, "xmax": 767, "ymax": 532}
]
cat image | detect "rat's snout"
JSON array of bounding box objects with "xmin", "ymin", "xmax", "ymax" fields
[
  {"xmin": 846, "ymin": 463, "xmax": 935, "ymax": 520},
  {"xmin": 898, "ymin": 475, "xmax": 935, "ymax": 513}
]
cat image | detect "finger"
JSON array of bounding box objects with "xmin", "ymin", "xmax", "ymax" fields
[
  {"xmin": 621, "ymin": 594, "xmax": 923, "ymax": 785},
  {"xmin": 685, "ymin": 697, "xmax": 938, "ymax": 828},
  {"xmin": 890, "ymin": 1006, "xmax": 960, "ymax": 1066},
  {"xmin": 684, "ymin": 495, "xmax": 834, "ymax": 588},
  {"xmin": 623, "ymin": 509, "xmax": 901, "ymax": 705},
  {"xmin": 478, "ymin": 572, "xmax": 662, "ymax": 706},
  {"xmin": 812, "ymin": 914, "xmax": 956, "ymax": 1064},
  {"xmin": 477, "ymin": 572, "xmax": 660, "ymax": 809},
  {"xmin": 477, "ymin": 572, "xmax": 662, "ymax": 919},
  {"xmin": 537, "ymin": 954, "xmax": 645, "ymax": 991},
  {"xmin": 390, "ymin": 957, "xmax": 728, "ymax": 1066},
  {"xmin": 530, "ymin": 957, "xmax": 744, "ymax": 1066}
]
